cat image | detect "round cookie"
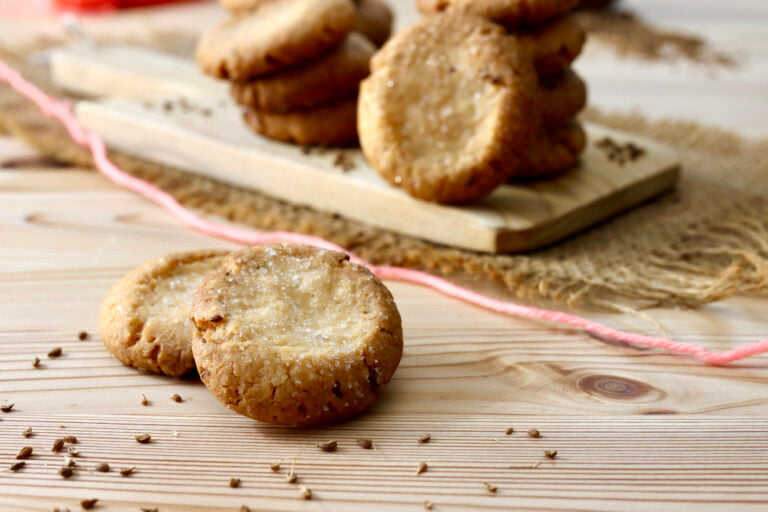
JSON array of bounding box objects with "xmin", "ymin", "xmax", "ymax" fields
[
  {"xmin": 416, "ymin": 0, "xmax": 579, "ymax": 28},
  {"xmin": 359, "ymin": 13, "xmax": 540, "ymax": 203},
  {"xmin": 98, "ymin": 250, "xmax": 228, "ymax": 377},
  {"xmin": 539, "ymin": 68, "xmax": 587, "ymax": 127},
  {"xmin": 243, "ymin": 96, "xmax": 359, "ymax": 146},
  {"xmin": 196, "ymin": 0, "xmax": 357, "ymax": 80},
  {"xmin": 218, "ymin": 0, "xmax": 266, "ymax": 15},
  {"xmin": 355, "ymin": 0, "xmax": 394, "ymax": 47},
  {"xmin": 512, "ymin": 120, "xmax": 586, "ymax": 179},
  {"xmin": 519, "ymin": 13, "xmax": 586, "ymax": 76},
  {"xmin": 189, "ymin": 244, "xmax": 403, "ymax": 426},
  {"xmin": 230, "ymin": 33, "xmax": 375, "ymax": 112}
]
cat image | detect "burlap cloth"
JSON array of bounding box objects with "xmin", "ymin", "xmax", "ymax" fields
[{"xmin": 1, "ymin": 37, "xmax": 766, "ymax": 311}]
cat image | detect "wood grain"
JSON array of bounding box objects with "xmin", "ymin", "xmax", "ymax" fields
[
  {"xmin": 1, "ymin": 169, "xmax": 768, "ymax": 511},
  {"xmin": 51, "ymin": 45, "xmax": 679, "ymax": 253}
]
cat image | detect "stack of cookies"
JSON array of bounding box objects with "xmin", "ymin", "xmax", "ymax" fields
[
  {"xmin": 358, "ymin": 2, "xmax": 588, "ymax": 203},
  {"xmin": 196, "ymin": 0, "xmax": 394, "ymax": 146},
  {"xmin": 415, "ymin": 0, "xmax": 588, "ymax": 180}
]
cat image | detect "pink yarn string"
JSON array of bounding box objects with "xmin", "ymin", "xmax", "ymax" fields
[{"xmin": 3, "ymin": 58, "xmax": 767, "ymax": 365}]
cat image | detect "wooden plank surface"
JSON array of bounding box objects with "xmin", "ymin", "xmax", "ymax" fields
[
  {"xmin": 51, "ymin": 45, "xmax": 679, "ymax": 253},
  {"xmin": 1, "ymin": 0, "xmax": 768, "ymax": 511}
]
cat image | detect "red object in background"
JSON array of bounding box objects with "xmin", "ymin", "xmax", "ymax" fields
[{"xmin": 53, "ymin": 0, "xmax": 193, "ymax": 11}]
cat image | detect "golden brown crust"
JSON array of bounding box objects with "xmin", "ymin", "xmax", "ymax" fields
[
  {"xmin": 230, "ymin": 33, "xmax": 374, "ymax": 112},
  {"xmin": 359, "ymin": 13, "xmax": 540, "ymax": 203},
  {"xmin": 196, "ymin": 0, "xmax": 357, "ymax": 80},
  {"xmin": 539, "ymin": 68, "xmax": 587, "ymax": 127},
  {"xmin": 242, "ymin": 96, "xmax": 359, "ymax": 146},
  {"xmin": 416, "ymin": 0, "xmax": 579, "ymax": 28},
  {"xmin": 98, "ymin": 250, "xmax": 228, "ymax": 377},
  {"xmin": 512, "ymin": 119, "xmax": 587, "ymax": 179},
  {"xmin": 190, "ymin": 244, "xmax": 403, "ymax": 426},
  {"xmin": 518, "ymin": 13, "xmax": 586, "ymax": 76},
  {"xmin": 355, "ymin": 0, "xmax": 394, "ymax": 47}
]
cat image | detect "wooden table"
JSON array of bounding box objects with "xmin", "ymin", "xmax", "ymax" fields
[{"xmin": 1, "ymin": 1, "xmax": 766, "ymax": 511}]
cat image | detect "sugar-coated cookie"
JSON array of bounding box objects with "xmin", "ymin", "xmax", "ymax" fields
[
  {"xmin": 359, "ymin": 13, "xmax": 539, "ymax": 203},
  {"xmin": 190, "ymin": 244, "xmax": 403, "ymax": 426},
  {"xmin": 519, "ymin": 13, "xmax": 586, "ymax": 76},
  {"xmin": 416, "ymin": 0, "xmax": 579, "ymax": 28},
  {"xmin": 539, "ymin": 68, "xmax": 587, "ymax": 127},
  {"xmin": 196, "ymin": 0, "xmax": 357, "ymax": 80},
  {"xmin": 355, "ymin": 0, "xmax": 394, "ymax": 47},
  {"xmin": 513, "ymin": 119, "xmax": 586, "ymax": 179},
  {"xmin": 230, "ymin": 33, "xmax": 375, "ymax": 112},
  {"xmin": 243, "ymin": 96, "xmax": 359, "ymax": 146},
  {"xmin": 99, "ymin": 250, "xmax": 228, "ymax": 377}
]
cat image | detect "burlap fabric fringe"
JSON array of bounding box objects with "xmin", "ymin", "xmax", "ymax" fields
[{"xmin": 1, "ymin": 39, "xmax": 766, "ymax": 311}]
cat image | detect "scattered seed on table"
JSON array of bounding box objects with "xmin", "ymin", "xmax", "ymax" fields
[
  {"xmin": 80, "ymin": 498, "xmax": 98, "ymax": 510},
  {"xmin": 63, "ymin": 435, "xmax": 78, "ymax": 444},
  {"xmin": 418, "ymin": 433, "xmax": 431, "ymax": 443},
  {"xmin": 78, "ymin": 331, "xmax": 89, "ymax": 341},
  {"xmin": 67, "ymin": 447, "xmax": 80, "ymax": 457},
  {"xmin": 170, "ymin": 394, "xmax": 183, "ymax": 403},
  {"xmin": 285, "ymin": 472, "xmax": 297, "ymax": 484},
  {"xmin": 1, "ymin": 402, "xmax": 14, "ymax": 413},
  {"xmin": 135, "ymin": 434, "xmax": 151, "ymax": 444},
  {"xmin": 317, "ymin": 440, "xmax": 337, "ymax": 452},
  {"xmin": 527, "ymin": 429, "xmax": 541, "ymax": 438},
  {"xmin": 240, "ymin": 506, "xmax": 251, "ymax": 512},
  {"xmin": 95, "ymin": 462, "xmax": 110, "ymax": 473},
  {"xmin": 483, "ymin": 482, "xmax": 498, "ymax": 493},
  {"xmin": 140, "ymin": 508, "xmax": 158, "ymax": 512},
  {"xmin": 58, "ymin": 466, "xmax": 74, "ymax": 478},
  {"xmin": 10, "ymin": 461, "xmax": 25, "ymax": 471},
  {"xmin": 119, "ymin": 467, "xmax": 136, "ymax": 476},
  {"xmin": 299, "ymin": 485, "xmax": 312, "ymax": 500},
  {"xmin": 416, "ymin": 462, "xmax": 428, "ymax": 475},
  {"xmin": 140, "ymin": 394, "xmax": 150, "ymax": 406},
  {"xmin": 269, "ymin": 461, "xmax": 281, "ymax": 472},
  {"xmin": 229, "ymin": 477, "xmax": 241, "ymax": 488},
  {"xmin": 356, "ymin": 438, "xmax": 374, "ymax": 449},
  {"xmin": 52, "ymin": 438, "xmax": 65, "ymax": 453},
  {"xmin": 545, "ymin": 450, "xmax": 558, "ymax": 459},
  {"xmin": 505, "ymin": 427, "xmax": 514, "ymax": 435},
  {"xmin": 22, "ymin": 427, "xmax": 33, "ymax": 438},
  {"xmin": 16, "ymin": 446, "xmax": 33, "ymax": 459},
  {"xmin": 423, "ymin": 500, "xmax": 433, "ymax": 510},
  {"xmin": 48, "ymin": 347, "xmax": 62, "ymax": 358},
  {"xmin": 32, "ymin": 357, "xmax": 40, "ymax": 368}
]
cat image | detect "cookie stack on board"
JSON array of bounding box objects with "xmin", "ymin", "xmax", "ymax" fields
[
  {"xmin": 358, "ymin": 1, "xmax": 588, "ymax": 203},
  {"xmin": 415, "ymin": 0, "xmax": 588, "ymax": 179},
  {"xmin": 196, "ymin": 0, "xmax": 394, "ymax": 146},
  {"xmin": 99, "ymin": 246, "xmax": 403, "ymax": 426}
]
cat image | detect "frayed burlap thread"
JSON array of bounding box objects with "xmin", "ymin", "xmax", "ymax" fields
[{"xmin": 1, "ymin": 41, "xmax": 766, "ymax": 311}]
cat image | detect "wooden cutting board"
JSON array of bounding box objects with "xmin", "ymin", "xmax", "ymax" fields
[{"xmin": 50, "ymin": 45, "xmax": 679, "ymax": 253}]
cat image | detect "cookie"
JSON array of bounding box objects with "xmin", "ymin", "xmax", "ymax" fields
[
  {"xmin": 359, "ymin": 13, "xmax": 540, "ymax": 203},
  {"xmin": 98, "ymin": 250, "xmax": 228, "ymax": 377},
  {"xmin": 512, "ymin": 120, "xmax": 586, "ymax": 179},
  {"xmin": 196, "ymin": 0, "xmax": 357, "ymax": 80},
  {"xmin": 416, "ymin": 0, "xmax": 579, "ymax": 28},
  {"xmin": 230, "ymin": 33, "xmax": 374, "ymax": 112},
  {"xmin": 539, "ymin": 68, "xmax": 587, "ymax": 127},
  {"xmin": 189, "ymin": 244, "xmax": 403, "ymax": 426},
  {"xmin": 218, "ymin": 0, "xmax": 264, "ymax": 15},
  {"xmin": 519, "ymin": 13, "xmax": 586, "ymax": 76},
  {"xmin": 355, "ymin": 0, "xmax": 394, "ymax": 47},
  {"xmin": 243, "ymin": 96, "xmax": 359, "ymax": 146}
]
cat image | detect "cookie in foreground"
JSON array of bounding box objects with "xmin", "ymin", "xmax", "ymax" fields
[
  {"xmin": 99, "ymin": 249, "xmax": 229, "ymax": 377},
  {"xmin": 190, "ymin": 244, "xmax": 403, "ymax": 426}
]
